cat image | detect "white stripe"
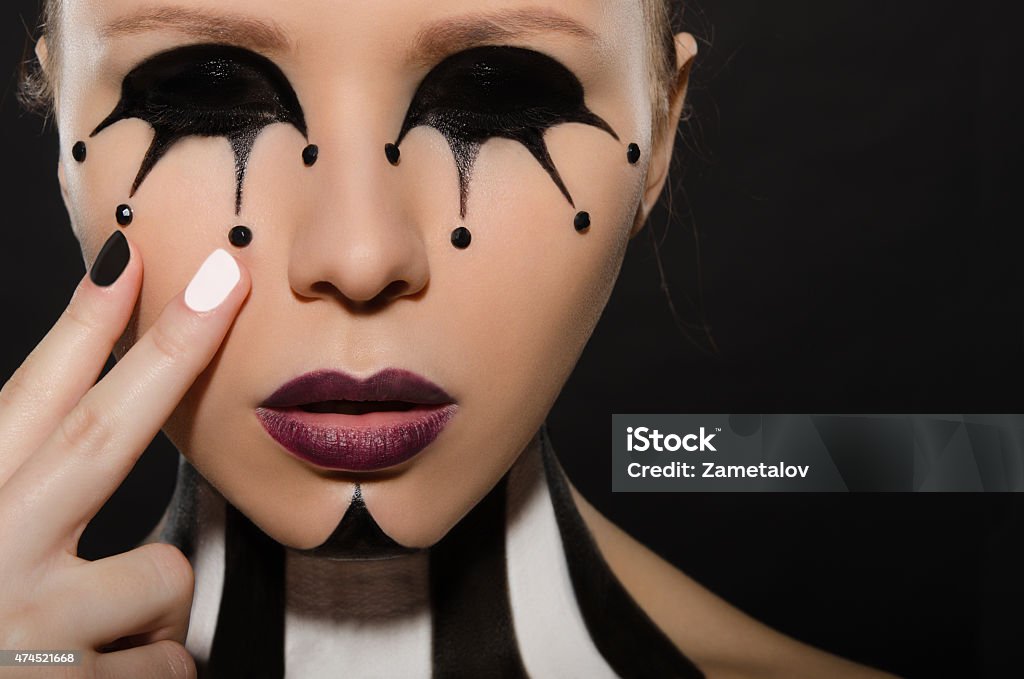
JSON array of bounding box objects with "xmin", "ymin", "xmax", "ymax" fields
[
  {"xmin": 505, "ymin": 434, "xmax": 619, "ymax": 678},
  {"xmin": 180, "ymin": 431, "xmax": 620, "ymax": 677},
  {"xmin": 183, "ymin": 475, "xmax": 226, "ymax": 666},
  {"xmin": 176, "ymin": 474, "xmax": 432, "ymax": 678},
  {"xmin": 284, "ymin": 550, "xmax": 432, "ymax": 678}
]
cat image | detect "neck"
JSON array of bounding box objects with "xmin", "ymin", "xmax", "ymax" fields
[{"xmin": 155, "ymin": 424, "xmax": 703, "ymax": 678}]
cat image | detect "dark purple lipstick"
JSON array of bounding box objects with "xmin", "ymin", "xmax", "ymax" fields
[{"xmin": 256, "ymin": 368, "xmax": 457, "ymax": 471}]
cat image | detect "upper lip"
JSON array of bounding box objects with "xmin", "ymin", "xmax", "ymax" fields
[{"xmin": 259, "ymin": 368, "xmax": 455, "ymax": 408}]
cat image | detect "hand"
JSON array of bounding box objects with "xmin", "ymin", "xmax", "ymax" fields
[{"xmin": 0, "ymin": 232, "xmax": 250, "ymax": 678}]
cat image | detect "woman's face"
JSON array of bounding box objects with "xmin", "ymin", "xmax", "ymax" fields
[{"xmin": 51, "ymin": 0, "xmax": 689, "ymax": 549}]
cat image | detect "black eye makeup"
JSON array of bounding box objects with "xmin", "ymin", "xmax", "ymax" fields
[
  {"xmin": 392, "ymin": 45, "xmax": 619, "ymax": 218},
  {"xmin": 90, "ymin": 43, "xmax": 307, "ymax": 215}
]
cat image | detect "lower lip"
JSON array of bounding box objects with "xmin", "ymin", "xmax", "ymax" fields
[{"xmin": 255, "ymin": 403, "xmax": 458, "ymax": 471}]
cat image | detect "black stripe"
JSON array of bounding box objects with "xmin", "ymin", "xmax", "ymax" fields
[
  {"xmin": 295, "ymin": 483, "xmax": 422, "ymax": 560},
  {"xmin": 539, "ymin": 426, "xmax": 705, "ymax": 679},
  {"xmin": 158, "ymin": 458, "xmax": 200, "ymax": 560},
  {"xmin": 430, "ymin": 474, "xmax": 529, "ymax": 678},
  {"xmin": 206, "ymin": 503, "xmax": 286, "ymax": 679}
]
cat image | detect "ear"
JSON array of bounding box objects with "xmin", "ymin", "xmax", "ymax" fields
[
  {"xmin": 630, "ymin": 32, "xmax": 698, "ymax": 238},
  {"xmin": 57, "ymin": 152, "xmax": 69, "ymax": 208},
  {"xmin": 35, "ymin": 38, "xmax": 71, "ymax": 205},
  {"xmin": 34, "ymin": 36, "xmax": 55, "ymax": 113},
  {"xmin": 34, "ymin": 35, "xmax": 48, "ymax": 65}
]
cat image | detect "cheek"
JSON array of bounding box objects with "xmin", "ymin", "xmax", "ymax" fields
[
  {"xmin": 69, "ymin": 120, "xmax": 234, "ymax": 260},
  {"xmin": 69, "ymin": 86, "xmax": 640, "ymax": 549},
  {"xmin": 451, "ymin": 126, "xmax": 638, "ymax": 366},
  {"xmin": 424, "ymin": 127, "xmax": 638, "ymax": 448},
  {"xmin": 365, "ymin": 130, "xmax": 640, "ymax": 546},
  {"xmin": 71, "ymin": 125, "xmax": 306, "ymax": 353}
]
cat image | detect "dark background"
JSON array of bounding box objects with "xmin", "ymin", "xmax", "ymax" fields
[{"xmin": 3, "ymin": 1, "xmax": 1023, "ymax": 677}]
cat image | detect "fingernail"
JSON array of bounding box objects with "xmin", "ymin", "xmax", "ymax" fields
[
  {"xmin": 89, "ymin": 231, "xmax": 130, "ymax": 287},
  {"xmin": 185, "ymin": 249, "xmax": 240, "ymax": 312}
]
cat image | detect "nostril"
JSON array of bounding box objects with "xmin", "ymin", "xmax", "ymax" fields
[
  {"xmin": 379, "ymin": 280, "xmax": 412, "ymax": 298},
  {"xmin": 305, "ymin": 279, "xmax": 414, "ymax": 311}
]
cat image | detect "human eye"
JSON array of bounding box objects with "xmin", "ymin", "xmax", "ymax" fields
[
  {"xmin": 91, "ymin": 43, "xmax": 307, "ymax": 214},
  {"xmin": 393, "ymin": 45, "xmax": 618, "ymax": 217}
]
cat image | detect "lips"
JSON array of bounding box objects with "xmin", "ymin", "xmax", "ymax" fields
[{"xmin": 255, "ymin": 368, "xmax": 458, "ymax": 471}]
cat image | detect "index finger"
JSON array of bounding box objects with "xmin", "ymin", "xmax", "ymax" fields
[
  {"xmin": 0, "ymin": 231, "xmax": 143, "ymax": 484},
  {"xmin": 0, "ymin": 249, "xmax": 250, "ymax": 557}
]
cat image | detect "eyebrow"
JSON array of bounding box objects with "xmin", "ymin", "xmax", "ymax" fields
[
  {"xmin": 408, "ymin": 8, "xmax": 599, "ymax": 68},
  {"xmin": 103, "ymin": 7, "xmax": 291, "ymax": 54},
  {"xmin": 102, "ymin": 7, "xmax": 597, "ymax": 65}
]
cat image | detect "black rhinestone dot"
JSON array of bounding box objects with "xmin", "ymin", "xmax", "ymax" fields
[
  {"xmin": 302, "ymin": 144, "xmax": 319, "ymax": 166},
  {"xmin": 115, "ymin": 204, "xmax": 133, "ymax": 227},
  {"xmin": 450, "ymin": 226, "xmax": 472, "ymax": 249},
  {"xmin": 627, "ymin": 143, "xmax": 641, "ymax": 164},
  {"xmin": 385, "ymin": 143, "xmax": 401, "ymax": 165},
  {"xmin": 573, "ymin": 211, "xmax": 591, "ymax": 232},
  {"xmin": 229, "ymin": 225, "xmax": 253, "ymax": 248},
  {"xmin": 72, "ymin": 141, "xmax": 87, "ymax": 163}
]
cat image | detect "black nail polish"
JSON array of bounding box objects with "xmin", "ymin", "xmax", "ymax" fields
[{"xmin": 90, "ymin": 231, "xmax": 130, "ymax": 286}]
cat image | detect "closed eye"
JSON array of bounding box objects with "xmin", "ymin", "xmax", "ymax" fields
[
  {"xmin": 393, "ymin": 45, "xmax": 618, "ymax": 218},
  {"xmin": 91, "ymin": 43, "xmax": 307, "ymax": 215}
]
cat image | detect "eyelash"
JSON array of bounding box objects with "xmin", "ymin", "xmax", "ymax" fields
[
  {"xmin": 91, "ymin": 44, "xmax": 615, "ymax": 221},
  {"xmin": 393, "ymin": 44, "xmax": 619, "ymax": 217},
  {"xmin": 91, "ymin": 43, "xmax": 307, "ymax": 214}
]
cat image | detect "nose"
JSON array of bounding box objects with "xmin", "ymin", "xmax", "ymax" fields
[{"xmin": 287, "ymin": 136, "xmax": 430, "ymax": 310}]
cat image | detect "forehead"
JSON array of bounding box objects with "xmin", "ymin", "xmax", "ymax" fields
[
  {"xmin": 63, "ymin": 0, "xmax": 643, "ymax": 59},
  {"xmin": 55, "ymin": 0, "xmax": 652, "ymax": 147}
]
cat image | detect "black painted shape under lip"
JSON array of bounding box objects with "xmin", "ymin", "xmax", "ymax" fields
[
  {"xmin": 90, "ymin": 43, "xmax": 308, "ymax": 215},
  {"xmin": 295, "ymin": 484, "xmax": 421, "ymax": 561},
  {"xmin": 394, "ymin": 45, "xmax": 619, "ymax": 218}
]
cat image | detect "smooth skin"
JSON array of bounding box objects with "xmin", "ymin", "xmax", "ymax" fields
[{"xmin": 2, "ymin": 0, "xmax": 898, "ymax": 676}]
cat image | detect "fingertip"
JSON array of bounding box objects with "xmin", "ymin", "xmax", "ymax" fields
[
  {"xmin": 225, "ymin": 251, "xmax": 253, "ymax": 312},
  {"xmin": 71, "ymin": 232, "xmax": 142, "ymax": 314},
  {"xmin": 233, "ymin": 251, "xmax": 253, "ymax": 296},
  {"xmin": 183, "ymin": 248, "xmax": 249, "ymax": 314},
  {"xmin": 88, "ymin": 230, "xmax": 132, "ymax": 288}
]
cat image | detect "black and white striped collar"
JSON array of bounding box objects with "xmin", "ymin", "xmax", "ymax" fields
[{"xmin": 159, "ymin": 425, "xmax": 703, "ymax": 678}]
